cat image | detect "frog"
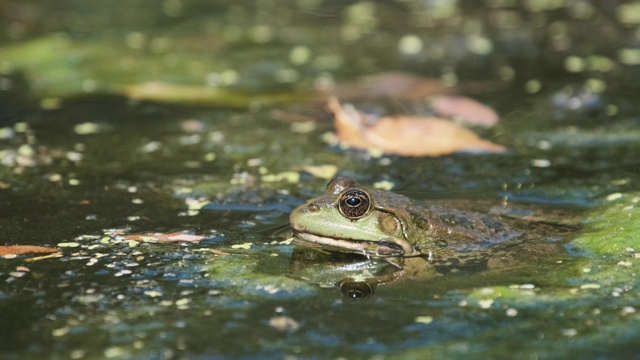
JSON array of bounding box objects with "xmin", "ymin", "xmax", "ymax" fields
[{"xmin": 289, "ymin": 176, "xmax": 524, "ymax": 269}]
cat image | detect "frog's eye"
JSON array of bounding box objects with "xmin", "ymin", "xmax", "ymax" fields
[{"xmin": 338, "ymin": 189, "xmax": 371, "ymax": 220}]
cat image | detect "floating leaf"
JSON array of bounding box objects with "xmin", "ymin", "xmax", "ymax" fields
[
  {"xmin": 73, "ymin": 122, "xmax": 109, "ymax": 135},
  {"xmin": 328, "ymin": 97, "xmax": 505, "ymax": 157},
  {"xmin": 299, "ymin": 164, "xmax": 338, "ymax": 180},
  {"xmin": 25, "ymin": 253, "xmax": 63, "ymax": 262},
  {"xmin": 122, "ymin": 232, "xmax": 206, "ymax": 243},
  {"xmin": 231, "ymin": 243, "xmax": 253, "ymax": 249},
  {"xmin": 373, "ymin": 180, "xmax": 395, "ymax": 191},
  {"xmin": 261, "ymin": 171, "xmax": 300, "ymax": 183},
  {"xmin": 431, "ymin": 95, "xmax": 499, "ymax": 127},
  {"xmin": 415, "ymin": 316, "xmax": 434, "ymax": 324},
  {"xmin": 209, "ymin": 249, "xmax": 231, "ymax": 256},
  {"xmin": 0, "ymin": 245, "xmax": 60, "ymax": 256},
  {"xmin": 57, "ymin": 242, "xmax": 80, "ymax": 248},
  {"xmin": 166, "ymin": 233, "xmax": 206, "ymax": 242}
]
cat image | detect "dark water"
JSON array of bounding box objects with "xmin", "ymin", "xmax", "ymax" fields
[{"xmin": 2, "ymin": 1, "xmax": 640, "ymax": 359}]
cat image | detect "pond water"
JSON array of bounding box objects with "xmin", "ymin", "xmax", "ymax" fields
[{"xmin": 1, "ymin": 1, "xmax": 640, "ymax": 359}]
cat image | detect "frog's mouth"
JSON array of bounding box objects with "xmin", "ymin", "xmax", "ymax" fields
[{"xmin": 292, "ymin": 231, "xmax": 411, "ymax": 258}]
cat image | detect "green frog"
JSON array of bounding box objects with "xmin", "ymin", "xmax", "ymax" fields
[{"xmin": 290, "ymin": 177, "xmax": 521, "ymax": 269}]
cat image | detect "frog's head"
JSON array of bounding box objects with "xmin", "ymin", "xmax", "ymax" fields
[{"xmin": 290, "ymin": 177, "xmax": 420, "ymax": 259}]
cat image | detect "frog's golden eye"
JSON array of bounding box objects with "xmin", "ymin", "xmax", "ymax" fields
[{"xmin": 338, "ymin": 189, "xmax": 371, "ymax": 220}]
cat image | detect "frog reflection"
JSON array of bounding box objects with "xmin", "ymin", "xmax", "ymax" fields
[{"xmin": 287, "ymin": 246, "xmax": 409, "ymax": 301}]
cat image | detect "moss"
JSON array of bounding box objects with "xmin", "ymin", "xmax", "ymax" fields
[{"xmin": 572, "ymin": 193, "xmax": 640, "ymax": 257}]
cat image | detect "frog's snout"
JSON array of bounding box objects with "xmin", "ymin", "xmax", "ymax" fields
[{"xmin": 289, "ymin": 202, "xmax": 310, "ymax": 232}]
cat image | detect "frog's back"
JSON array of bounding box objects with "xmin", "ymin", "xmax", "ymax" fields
[{"xmin": 398, "ymin": 199, "xmax": 521, "ymax": 259}]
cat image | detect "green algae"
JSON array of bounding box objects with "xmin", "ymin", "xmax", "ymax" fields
[
  {"xmin": 573, "ymin": 193, "xmax": 640, "ymax": 257},
  {"xmin": 0, "ymin": 33, "xmax": 311, "ymax": 106}
]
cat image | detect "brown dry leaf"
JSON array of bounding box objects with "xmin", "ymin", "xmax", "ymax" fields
[
  {"xmin": 0, "ymin": 245, "xmax": 60, "ymax": 256},
  {"xmin": 328, "ymin": 97, "xmax": 505, "ymax": 157},
  {"xmin": 209, "ymin": 249, "xmax": 231, "ymax": 256},
  {"xmin": 431, "ymin": 95, "xmax": 499, "ymax": 127},
  {"xmin": 25, "ymin": 253, "xmax": 63, "ymax": 262},
  {"xmin": 122, "ymin": 232, "xmax": 206, "ymax": 243}
]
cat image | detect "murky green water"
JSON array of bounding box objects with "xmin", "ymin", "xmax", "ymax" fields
[{"xmin": 2, "ymin": 1, "xmax": 640, "ymax": 359}]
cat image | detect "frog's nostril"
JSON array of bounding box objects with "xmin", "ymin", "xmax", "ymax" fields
[{"xmin": 308, "ymin": 203, "xmax": 320, "ymax": 212}]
